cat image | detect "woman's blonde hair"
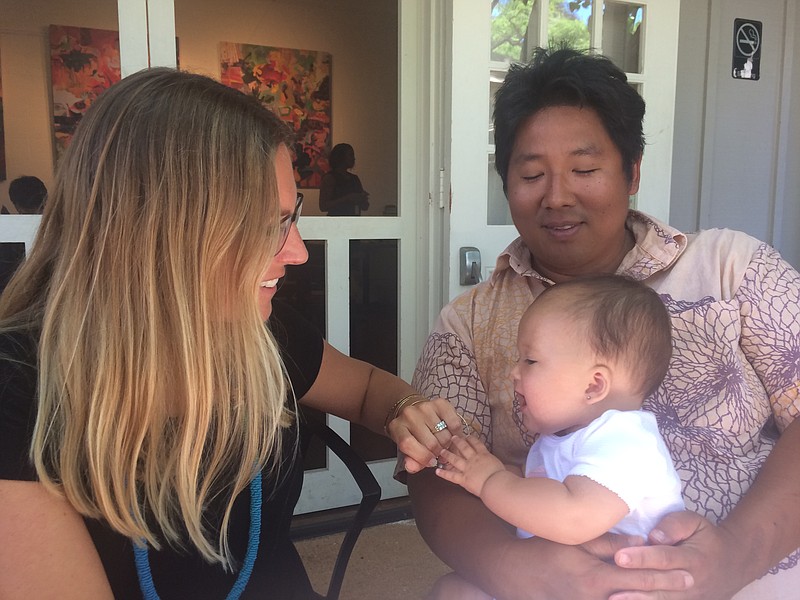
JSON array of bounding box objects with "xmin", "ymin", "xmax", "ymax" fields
[{"xmin": 0, "ymin": 67, "xmax": 294, "ymax": 567}]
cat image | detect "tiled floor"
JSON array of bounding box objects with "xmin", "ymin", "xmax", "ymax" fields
[{"xmin": 296, "ymin": 519, "xmax": 451, "ymax": 600}]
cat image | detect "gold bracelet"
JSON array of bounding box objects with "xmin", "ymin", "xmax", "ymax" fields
[
  {"xmin": 385, "ymin": 394, "xmax": 416, "ymax": 422},
  {"xmin": 393, "ymin": 394, "xmax": 428, "ymax": 420},
  {"xmin": 384, "ymin": 393, "xmax": 428, "ymax": 434},
  {"xmin": 384, "ymin": 393, "xmax": 426, "ymax": 432}
]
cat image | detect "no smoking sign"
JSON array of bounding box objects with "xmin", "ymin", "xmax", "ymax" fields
[{"xmin": 732, "ymin": 18, "xmax": 762, "ymax": 81}]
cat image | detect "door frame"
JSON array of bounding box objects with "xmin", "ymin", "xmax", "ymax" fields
[
  {"xmin": 115, "ymin": 0, "xmax": 423, "ymax": 513},
  {"xmin": 445, "ymin": 0, "xmax": 682, "ymax": 302}
]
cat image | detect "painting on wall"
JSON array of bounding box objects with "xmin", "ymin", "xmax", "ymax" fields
[
  {"xmin": 0, "ymin": 52, "xmax": 6, "ymax": 182},
  {"xmin": 50, "ymin": 25, "xmax": 121, "ymax": 161},
  {"xmin": 219, "ymin": 42, "xmax": 332, "ymax": 189}
]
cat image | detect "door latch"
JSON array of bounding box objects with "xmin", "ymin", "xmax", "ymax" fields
[{"xmin": 459, "ymin": 247, "xmax": 482, "ymax": 286}]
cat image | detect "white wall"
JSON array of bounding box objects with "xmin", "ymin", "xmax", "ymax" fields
[
  {"xmin": 669, "ymin": 1, "xmax": 709, "ymax": 233},
  {"xmin": 776, "ymin": 0, "xmax": 800, "ymax": 269},
  {"xmin": 671, "ymin": 0, "xmax": 800, "ymax": 268},
  {"xmin": 0, "ymin": 0, "xmax": 397, "ymax": 217}
]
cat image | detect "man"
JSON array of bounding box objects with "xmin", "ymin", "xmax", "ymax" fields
[{"xmin": 404, "ymin": 48, "xmax": 800, "ymax": 600}]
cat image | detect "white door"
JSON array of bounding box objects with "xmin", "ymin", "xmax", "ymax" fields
[
  {"xmin": 446, "ymin": 0, "xmax": 681, "ymax": 301},
  {"xmin": 0, "ymin": 0, "xmax": 416, "ymax": 515}
]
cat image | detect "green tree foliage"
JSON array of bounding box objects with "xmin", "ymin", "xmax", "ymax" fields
[
  {"xmin": 491, "ymin": 0, "xmax": 590, "ymax": 63},
  {"xmin": 549, "ymin": 0, "xmax": 590, "ymax": 51},
  {"xmin": 548, "ymin": 17, "xmax": 590, "ymax": 50},
  {"xmin": 491, "ymin": 0, "xmax": 534, "ymax": 62}
]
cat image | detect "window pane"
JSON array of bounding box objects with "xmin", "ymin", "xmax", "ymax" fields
[
  {"xmin": 277, "ymin": 240, "xmax": 327, "ymax": 470},
  {"xmin": 602, "ymin": 2, "xmax": 644, "ymax": 73},
  {"xmin": 489, "ymin": 73, "xmax": 504, "ymax": 146},
  {"xmin": 491, "ymin": 0, "xmax": 538, "ymax": 63},
  {"xmin": 279, "ymin": 240, "xmax": 326, "ymax": 334},
  {"xmin": 488, "ymin": 154, "xmax": 513, "ymax": 225},
  {"xmin": 0, "ymin": 242, "xmax": 26, "ymax": 293},
  {"xmin": 549, "ymin": 0, "xmax": 591, "ymax": 51},
  {"xmin": 348, "ymin": 239, "xmax": 397, "ymax": 461},
  {"xmin": 628, "ymin": 81, "xmax": 641, "ymax": 211},
  {"xmin": 175, "ymin": 0, "xmax": 398, "ymax": 218},
  {"xmin": 489, "ymin": 0, "xmax": 530, "ymax": 226}
]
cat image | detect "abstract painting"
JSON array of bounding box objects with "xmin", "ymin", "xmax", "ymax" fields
[
  {"xmin": 50, "ymin": 25, "xmax": 121, "ymax": 160},
  {"xmin": 220, "ymin": 42, "xmax": 332, "ymax": 188}
]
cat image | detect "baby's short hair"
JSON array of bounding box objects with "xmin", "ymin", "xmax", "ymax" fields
[{"xmin": 535, "ymin": 274, "xmax": 672, "ymax": 398}]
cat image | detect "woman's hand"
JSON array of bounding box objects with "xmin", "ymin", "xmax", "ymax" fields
[
  {"xmin": 611, "ymin": 511, "xmax": 748, "ymax": 600},
  {"xmin": 387, "ymin": 397, "xmax": 463, "ymax": 474}
]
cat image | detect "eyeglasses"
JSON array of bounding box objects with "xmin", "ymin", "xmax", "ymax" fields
[{"xmin": 277, "ymin": 193, "xmax": 303, "ymax": 254}]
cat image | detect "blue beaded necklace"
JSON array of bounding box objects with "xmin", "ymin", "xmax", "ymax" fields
[{"xmin": 133, "ymin": 474, "xmax": 262, "ymax": 600}]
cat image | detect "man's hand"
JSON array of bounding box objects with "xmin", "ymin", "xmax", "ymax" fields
[
  {"xmin": 610, "ymin": 511, "xmax": 748, "ymax": 600},
  {"xmin": 486, "ymin": 536, "xmax": 693, "ymax": 600},
  {"xmin": 409, "ymin": 469, "xmax": 694, "ymax": 600}
]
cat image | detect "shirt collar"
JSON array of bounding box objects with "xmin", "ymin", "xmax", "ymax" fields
[{"xmin": 491, "ymin": 210, "xmax": 687, "ymax": 284}]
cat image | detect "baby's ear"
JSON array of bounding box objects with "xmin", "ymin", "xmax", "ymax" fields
[{"xmin": 584, "ymin": 366, "xmax": 611, "ymax": 404}]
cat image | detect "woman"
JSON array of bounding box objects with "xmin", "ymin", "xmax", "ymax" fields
[
  {"xmin": 0, "ymin": 68, "xmax": 458, "ymax": 599},
  {"xmin": 393, "ymin": 48, "xmax": 800, "ymax": 599},
  {"xmin": 318, "ymin": 143, "xmax": 369, "ymax": 216}
]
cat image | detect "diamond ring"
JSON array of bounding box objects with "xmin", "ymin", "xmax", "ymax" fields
[{"xmin": 432, "ymin": 420, "xmax": 448, "ymax": 433}]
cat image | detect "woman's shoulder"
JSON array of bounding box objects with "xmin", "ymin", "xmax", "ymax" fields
[{"xmin": 0, "ymin": 479, "xmax": 114, "ymax": 597}]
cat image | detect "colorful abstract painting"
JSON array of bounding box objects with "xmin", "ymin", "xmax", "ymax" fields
[
  {"xmin": 0, "ymin": 52, "xmax": 6, "ymax": 181},
  {"xmin": 50, "ymin": 25, "xmax": 121, "ymax": 160},
  {"xmin": 219, "ymin": 42, "xmax": 332, "ymax": 189}
]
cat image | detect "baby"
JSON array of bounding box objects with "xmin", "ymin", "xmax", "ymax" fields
[{"xmin": 437, "ymin": 274, "xmax": 685, "ymax": 552}]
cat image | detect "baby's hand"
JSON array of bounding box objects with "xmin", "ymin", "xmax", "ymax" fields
[{"xmin": 435, "ymin": 435, "xmax": 506, "ymax": 497}]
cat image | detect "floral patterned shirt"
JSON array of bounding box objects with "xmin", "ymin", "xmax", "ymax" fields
[{"xmin": 412, "ymin": 211, "xmax": 800, "ymax": 598}]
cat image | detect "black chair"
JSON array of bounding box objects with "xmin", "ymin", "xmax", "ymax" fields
[{"xmin": 298, "ymin": 415, "xmax": 382, "ymax": 600}]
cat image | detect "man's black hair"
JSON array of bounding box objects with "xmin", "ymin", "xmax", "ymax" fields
[{"xmin": 493, "ymin": 47, "xmax": 645, "ymax": 189}]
